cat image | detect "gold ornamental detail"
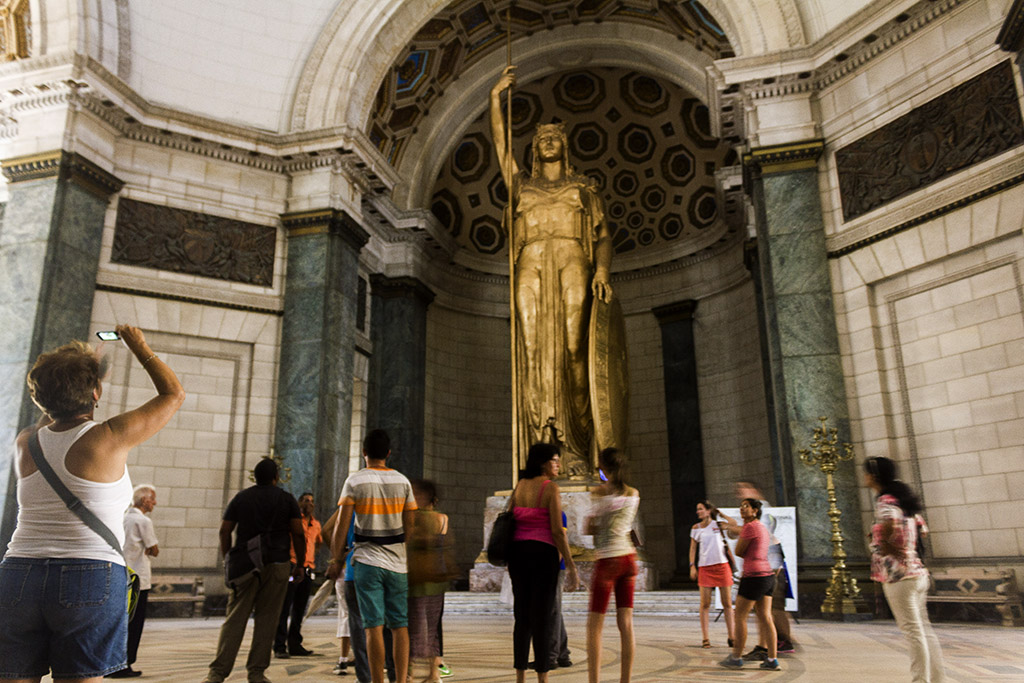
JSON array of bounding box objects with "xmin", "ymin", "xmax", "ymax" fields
[
  {"xmin": 0, "ymin": 0, "xmax": 30, "ymax": 61},
  {"xmin": 798, "ymin": 416, "xmax": 870, "ymax": 618}
]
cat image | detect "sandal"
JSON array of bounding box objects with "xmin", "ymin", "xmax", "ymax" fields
[{"xmin": 702, "ymin": 639, "xmax": 711, "ymax": 649}]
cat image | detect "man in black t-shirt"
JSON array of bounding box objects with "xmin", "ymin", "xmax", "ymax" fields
[{"xmin": 204, "ymin": 459, "xmax": 304, "ymax": 683}]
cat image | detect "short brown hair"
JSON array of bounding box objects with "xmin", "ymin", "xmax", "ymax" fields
[{"xmin": 26, "ymin": 341, "xmax": 100, "ymax": 420}]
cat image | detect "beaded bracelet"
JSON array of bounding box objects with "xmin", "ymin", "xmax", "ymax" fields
[{"xmin": 141, "ymin": 354, "xmax": 158, "ymax": 366}]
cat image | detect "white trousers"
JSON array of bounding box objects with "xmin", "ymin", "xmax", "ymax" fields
[
  {"xmin": 882, "ymin": 575, "xmax": 946, "ymax": 683},
  {"xmin": 335, "ymin": 577, "xmax": 350, "ymax": 638}
]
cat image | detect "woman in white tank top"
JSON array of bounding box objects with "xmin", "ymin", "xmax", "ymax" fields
[
  {"xmin": 585, "ymin": 447, "xmax": 640, "ymax": 683},
  {"xmin": 1, "ymin": 325, "xmax": 184, "ymax": 682}
]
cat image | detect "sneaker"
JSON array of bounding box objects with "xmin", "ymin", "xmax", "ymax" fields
[
  {"xmin": 332, "ymin": 659, "xmax": 349, "ymax": 675},
  {"xmin": 718, "ymin": 656, "xmax": 743, "ymax": 669},
  {"xmin": 438, "ymin": 663, "xmax": 453, "ymax": 678},
  {"xmin": 760, "ymin": 658, "xmax": 781, "ymax": 670},
  {"xmin": 777, "ymin": 640, "xmax": 795, "ymax": 653},
  {"xmin": 743, "ymin": 645, "xmax": 768, "ymax": 661}
]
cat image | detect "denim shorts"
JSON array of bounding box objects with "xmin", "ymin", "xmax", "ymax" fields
[
  {"xmin": 353, "ymin": 561, "xmax": 408, "ymax": 629},
  {"xmin": 0, "ymin": 557, "xmax": 128, "ymax": 679}
]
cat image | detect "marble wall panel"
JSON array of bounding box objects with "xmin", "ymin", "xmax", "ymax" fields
[
  {"xmin": 275, "ymin": 227, "xmax": 361, "ymax": 517},
  {"xmin": 0, "ymin": 178, "xmax": 112, "ymax": 550},
  {"xmin": 367, "ymin": 278, "xmax": 432, "ymax": 480}
]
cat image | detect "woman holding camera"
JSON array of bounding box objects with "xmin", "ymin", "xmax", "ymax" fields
[
  {"xmin": 0, "ymin": 325, "xmax": 184, "ymax": 682},
  {"xmin": 689, "ymin": 501, "xmax": 737, "ymax": 649}
]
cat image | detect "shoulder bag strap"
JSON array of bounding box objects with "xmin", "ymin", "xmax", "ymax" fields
[
  {"xmin": 26, "ymin": 429, "xmax": 127, "ymax": 563},
  {"xmin": 716, "ymin": 520, "xmax": 737, "ymax": 572}
]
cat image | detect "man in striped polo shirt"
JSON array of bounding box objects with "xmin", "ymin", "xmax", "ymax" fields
[{"xmin": 329, "ymin": 429, "xmax": 417, "ymax": 683}]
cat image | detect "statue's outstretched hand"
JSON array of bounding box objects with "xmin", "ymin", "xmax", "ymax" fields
[
  {"xmin": 492, "ymin": 65, "xmax": 517, "ymax": 95},
  {"xmin": 592, "ymin": 275, "xmax": 613, "ymax": 303}
]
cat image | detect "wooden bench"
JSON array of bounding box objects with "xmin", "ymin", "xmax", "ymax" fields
[
  {"xmin": 927, "ymin": 568, "xmax": 1023, "ymax": 627},
  {"xmin": 148, "ymin": 575, "xmax": 206, "ymax": 618}
]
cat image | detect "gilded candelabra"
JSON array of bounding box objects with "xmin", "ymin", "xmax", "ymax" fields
[
  {"xmin": 798, "ymin": 416, "xmax": 868, "ymax": 617},
  {"xmin": 248, "ymin": 447, "xmax": 292, "ymax": 484}
]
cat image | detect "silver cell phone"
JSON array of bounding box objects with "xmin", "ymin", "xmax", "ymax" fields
[{"xmin": 96, "ymin": 330, "xmax": 120, "ymax": 341}]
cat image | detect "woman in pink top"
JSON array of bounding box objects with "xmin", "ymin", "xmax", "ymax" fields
[
  {"xmin": 719, "ymin": 498, "xmax": 779, "ymax": 671},
  {"xmin": 507, "ymin": 443, "xmax": 579, "ymax": 683}
]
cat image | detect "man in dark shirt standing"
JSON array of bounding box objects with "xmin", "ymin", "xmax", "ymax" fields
[{"xmin": 203, "ymin": 459, "xmax": 305, "ymax": 683}]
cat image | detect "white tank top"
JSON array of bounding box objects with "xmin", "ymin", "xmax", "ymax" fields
[
  {"xmin": 7, "ymin": 421, "xmax": 132, "ymax": 564},
  {"xmin": 590, "ymin": 491, "xmax": 640, "ymax": 560}
]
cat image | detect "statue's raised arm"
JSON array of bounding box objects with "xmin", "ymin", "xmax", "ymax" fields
[{"xmin": 490, "ymin": 65, "xmax": 520, "ymax": 187}]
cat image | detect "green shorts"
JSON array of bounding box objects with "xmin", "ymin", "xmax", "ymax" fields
[{"xmin": 353, "ymin": 562, "xmax": 408, "ymax": 629}]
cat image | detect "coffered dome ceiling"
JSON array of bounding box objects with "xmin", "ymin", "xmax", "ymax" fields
[
  {"xmin": 368, "ymin": 0, "xmax": 734, "ymax": 167},
  {"xmin": 428, "ymin": 67, "xmax": 737, "ymax": 260}
]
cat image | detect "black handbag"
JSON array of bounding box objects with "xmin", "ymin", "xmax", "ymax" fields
[{"xmin": 486, "ymin": 488, "xmax": 517, "ymax": 567}]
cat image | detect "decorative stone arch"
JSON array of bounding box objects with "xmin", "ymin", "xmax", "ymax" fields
[
  {"xmin": 395, "ymin": 24, "xmax": 716, "ymax": 211},
  {"xmin": 288, "ymin": 0, "xmax": 808, "ymax": 136},
  {"xmin": 699, "ymin": 0, "xmax": 805, "ymax": 54}
]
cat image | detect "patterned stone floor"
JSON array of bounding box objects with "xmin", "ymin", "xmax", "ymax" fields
[{"xmin": 65, "ymin": 613, "xmax": 1024, "ymax": 682}]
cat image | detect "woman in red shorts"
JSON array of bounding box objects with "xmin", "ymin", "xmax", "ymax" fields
[
  {"xmin": 585, "ymin": 448, "xmax": 640, "ymax": 683},
  {"xmin": 688, "ymin": 501, "xmax": 737, "ymax": 648}
]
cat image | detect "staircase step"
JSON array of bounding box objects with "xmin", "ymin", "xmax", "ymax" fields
[{"xmin": 441, "ymin": 590, "xmax": 703, "ymax": 616}]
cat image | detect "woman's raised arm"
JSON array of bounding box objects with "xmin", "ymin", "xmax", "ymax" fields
[{"xmin": 104, "ymin": 324, "xmax": 185, "ymax": 450}]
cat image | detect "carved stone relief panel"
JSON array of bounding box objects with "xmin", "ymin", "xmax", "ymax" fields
[
  {"xmin": 835, "ymin": 61, "xmax": 1024, "ymax": 222},
  {"xmin": 111, "ymin": 198, "xmax": 276, "ymax": 286}
]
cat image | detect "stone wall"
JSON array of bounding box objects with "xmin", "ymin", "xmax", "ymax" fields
[
  {"xmin": 621, "ymin": 310, "xmax": 674, "ymax": 578},
  {"xmin": 833, "ymin": 197, "xmax": 1024, "ymax": 567},
  {"xmin": 818, "ymin": 4, "xmax": 1024, "ymax": 570},
  {"xmin": 696, "ymin": 280, "xmax": 773, "ymax": 505},
  {"xmin": 90, "ymin": 290, "xmax": 281, "ymax": 572},
  {"xmin": 423, "ymin": 304, "xmax": 511, "ymax": 573}
]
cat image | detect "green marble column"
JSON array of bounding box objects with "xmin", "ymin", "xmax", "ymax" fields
[
  {"xmin": 275, "ymin": 209, "xmax": 368, "ymax": 519},
  {"xmin": 0, "ymin": 152, "xmax": 124, "ymax": 552},
  {"xmin": 652, "ymin": 300, "xmax": 706, "ymax": 581},
  {"xmin": 365, "ymin": 275, "xmax": 435, "ymax": 481},
  {"xmin": 746, "ymin": 141, "xmax": 865, "ymax": 566}
]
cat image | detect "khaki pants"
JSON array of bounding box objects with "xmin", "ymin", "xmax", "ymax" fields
[
  {"xmin": 207, "ymin": 562, "xmax": 291, "ymax": 682},
  {"xmin": 882, "ymin": 574, "xmax": 946, "ymax": 683}
]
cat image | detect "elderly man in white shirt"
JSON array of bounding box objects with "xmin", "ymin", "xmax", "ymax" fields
[{"xmin": 110, "ymin": 484, "xmax": 160, "ymax": 679}]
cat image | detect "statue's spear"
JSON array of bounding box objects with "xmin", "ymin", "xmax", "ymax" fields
[{"xmin": 505, "ymin": 4, "xmax": 520, "ymax": 484}]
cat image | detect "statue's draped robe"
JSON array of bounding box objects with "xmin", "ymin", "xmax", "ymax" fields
[{"xmin": 509, "ymin": 172, "xmax": 605, "ymax": 476}]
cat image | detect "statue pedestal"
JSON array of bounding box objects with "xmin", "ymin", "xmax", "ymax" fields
[{"xmin": 469, "ymin": 486, "xmax": 658, "ymax": 592}]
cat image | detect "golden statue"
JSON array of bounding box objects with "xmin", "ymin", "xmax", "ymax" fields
[{"xmin": 490, "ymin": 66, "xmax": 627, "ymax": 479}]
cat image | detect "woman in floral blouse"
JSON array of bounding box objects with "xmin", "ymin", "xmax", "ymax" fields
[{"xmin": 865, "ymin": 457, "xmax": 945, "ymax": 683}]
